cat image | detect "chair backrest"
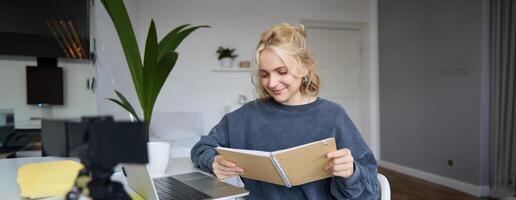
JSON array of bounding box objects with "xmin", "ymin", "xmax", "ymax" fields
[
  {"xmin": 377, "ymin": 173, "xmax": 391, "ymax": 200},
  {"xmin": 41, "ymin": 119, "xmax": 87, "ymax": 157}
]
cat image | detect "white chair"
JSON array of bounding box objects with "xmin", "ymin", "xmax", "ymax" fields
[{"xmin": 377, "ymin": 173, "xmax": 391, "ymax": 200}]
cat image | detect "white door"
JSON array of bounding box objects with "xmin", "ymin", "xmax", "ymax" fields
[{"xmin": 305, "ymin": 25, "xmax": 370, "ymax": 143}]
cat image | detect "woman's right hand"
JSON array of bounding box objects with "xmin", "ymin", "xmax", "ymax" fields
[{"xmin": 212, "ymin": 155, "xmax": 244, "ymax": 180}]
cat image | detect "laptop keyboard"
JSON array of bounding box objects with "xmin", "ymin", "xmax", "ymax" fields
[{"xmin": 154, "ymin": 176, "xmax": 212, "ymax": 200}]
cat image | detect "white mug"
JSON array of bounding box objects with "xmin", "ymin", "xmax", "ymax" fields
[{"xmin": 147, "ymin": 141, "xmax": 171, "ymax": 177}]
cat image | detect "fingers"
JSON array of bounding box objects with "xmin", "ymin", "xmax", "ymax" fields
[
  {"xmin": 325, "ymin": 148, "xmax": 353, "ymax": 170},
  {"xmin": 325, "ymin": 161, "xmax": 354, "ymax": 178},
  {"xmin": 325, "ymin": 161, "xmax": 352, "ymax": 171},
  {"xmin": 326, "ymin": 148, "xmax": 351, "ymax": 158},
  {"xmin": 220, "ymin": 159, "xmax": 237, "ymax": 167},
  {"xmin": 324, "ymin": 157, "xmax": 353, "ymax": 171},
  {"xmin": 213, "ymin": 171, "xmax": 235, "ymax": 180},
  {"xmin": 324, "ymin": 148, "xmax": 355, "ymax": 178},
  {"xmin": 327, "ymin": 154, "xmax": 354, "ymax": 166},
  {"xmin": 213, "ymin": 167, "xmax": 242, "ymax": 177},
  {"xmin": 213, "ymin": 167, "xmax": 241, "ymax": 180},
  {"xmin": 215, "ymin": 156, "xmax": 244, "ymax": 171},
  {"xmin": 215, "ymin": 155, "xmax": 239, "ymax": 167},
  {"xmin": 216, "ymin": 163, "xmax": 244, "ymax": 174},
  {"xmin": 214, "ymin": 168, "xmax": 243, "ymax": 180},
  {"xmin": 212, "ymin": 155, "xmax": 245, "ymax": 180},
  {"xmin": 331, "ymin": 169, "xmax": 354, "ymax": 177}
]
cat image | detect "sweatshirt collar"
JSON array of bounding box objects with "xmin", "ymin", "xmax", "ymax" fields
[{"xmin": 266, "ymin": 97, "xmax": 323, "ymax": 112}]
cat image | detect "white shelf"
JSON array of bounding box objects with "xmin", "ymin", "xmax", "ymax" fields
[{"xmin": 211, "ymin": 67, "xmax": 252, "ymax": 72}]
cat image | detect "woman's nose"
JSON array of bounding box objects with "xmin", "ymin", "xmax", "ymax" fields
[{"xmin": 268, "ymin": 74, "xmax": 279, "ymax": 88}]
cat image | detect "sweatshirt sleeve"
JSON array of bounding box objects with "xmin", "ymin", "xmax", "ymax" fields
[
  {"xmin": 190, "ymin": 115, "xmax": 230, "ymax": 173},
  {"xmin": 330, "ymin": 108, "xmax": 380, "ymax": 199}
]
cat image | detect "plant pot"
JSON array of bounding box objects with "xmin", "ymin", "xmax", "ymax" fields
[
  {"xmin": 220, "ymin": 58, "xmax": 233, "ymax": 68},
  {"xmin": 147, "ymin": 141, "xmax": 170, "ymax": 177}
]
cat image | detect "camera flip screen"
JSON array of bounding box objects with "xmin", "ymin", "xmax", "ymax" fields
[{"xmin": 88, "ymin": 121, "xmax": 148, "ymax": 166}]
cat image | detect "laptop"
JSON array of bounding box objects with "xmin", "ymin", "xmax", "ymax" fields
[{"xmin": 122, "ymin": 164, "xmax": 249, "ymax": 200}]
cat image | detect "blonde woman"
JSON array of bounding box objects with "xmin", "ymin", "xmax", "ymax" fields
[{"xmin": 191, "ymin": 23, "xmax": 379, "ymax": 199}]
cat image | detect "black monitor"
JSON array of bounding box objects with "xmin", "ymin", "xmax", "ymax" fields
[{"xmin": 26, "ymin": 66, "xmax": 64, "ymax": 106}]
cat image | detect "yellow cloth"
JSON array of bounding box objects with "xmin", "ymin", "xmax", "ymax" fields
[
  {"xmin": 129, "ymin": 192, "xmax": 145, "ymax": 200},
  {"xmin": 17, "ymin": 160, "xmax": 83, "ymax": 199}
]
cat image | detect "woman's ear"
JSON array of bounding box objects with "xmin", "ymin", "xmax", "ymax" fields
[{"xmin": 300, "ymin": 66, "xmax": 309, "ymax": 77}]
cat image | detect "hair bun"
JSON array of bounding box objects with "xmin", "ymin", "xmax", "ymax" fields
[{"xmin": 298, "ymin": 24, "xmax": 306, "ymax": 36}]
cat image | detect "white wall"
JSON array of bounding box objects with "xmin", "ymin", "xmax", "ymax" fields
[
  {"xmin": 94, "ymin": 0, "xmax": 377, "ymax": 140},
  {"xmin": 0, "ymin": 56, "xmax": 97, "ymax": 129}
]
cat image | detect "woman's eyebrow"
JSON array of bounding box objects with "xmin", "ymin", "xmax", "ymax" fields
[
  {"xmin": 274, "ymin": 66, "xmax": 288, "ymax": 72},
  {"xmin": 260, "ymin": 66, "xmax": 287, "ymax": 72}
]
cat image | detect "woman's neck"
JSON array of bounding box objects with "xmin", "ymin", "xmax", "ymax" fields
[{"xmin": 281, "ymin": 94, "xmax": 316, "ymax": 106}]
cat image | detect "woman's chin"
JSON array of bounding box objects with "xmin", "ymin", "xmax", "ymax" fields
[{"xmin": 271, "ymin": 95, "xmax": 286, "ymax": 103}]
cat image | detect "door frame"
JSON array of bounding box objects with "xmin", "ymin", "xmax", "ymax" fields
[{"xmin": 300, "ymin": 20, "xmax": 380, "ymax": 158}]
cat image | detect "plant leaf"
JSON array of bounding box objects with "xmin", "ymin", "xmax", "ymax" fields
[
  {"xmin": 100, "ymin": 0, "xmax": 144, "ymax": 105},
  {"xmin": 114, "ymin": 90, "xmax": 141, "ymax": 120},
  {"xmin": 157, "ymin": 25, "xmax": 210, "ymax": 60},
  {"xmin": 107, "ymin": 92, "xmax": 141, "ymax": 121},
  {"xmin": 142, "ymin": 51, "xmax": 178, "ymax": 130},
  {"xmin": 156, "ymin": 24, "xmax": 190, "ymax": 59},
  {"xmin": 142, "ymin": 19, "xmax": 158, "ymax": 125},
  {"xmin": 107, "ymin": 98, "xmax": 140, "ymax": 121},
  {"xmin": 149, "ymin": 51, "xmax": 178, "ymax": 111},
  {"xmin": 159, "ymin": 24, "xmax": 189, "ymax": 42}
]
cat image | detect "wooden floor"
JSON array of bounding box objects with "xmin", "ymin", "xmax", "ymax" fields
[{"xmin": 379, "ymin": 167, "xmax": 484, "ymax": 200}]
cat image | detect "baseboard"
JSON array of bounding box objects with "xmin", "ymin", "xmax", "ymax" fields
[{"xmin": 379, "ymin": 160, "xmax": 490, "ymax": 197}]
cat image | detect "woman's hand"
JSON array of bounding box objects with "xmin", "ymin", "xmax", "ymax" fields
[
  {"xmin": 212, "ymin": 155, "xmax": 244, "ymax": 180},
  {"xmin": 325, "ymin": 148, "xmax": 355, "ymax": 178}
]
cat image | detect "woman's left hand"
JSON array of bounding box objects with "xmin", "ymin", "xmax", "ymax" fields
[{"xmin": 324, "ymin": 148, "xmax": 355, "ymax": 178}]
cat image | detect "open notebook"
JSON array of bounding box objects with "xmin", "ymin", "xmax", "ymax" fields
[{"xmin": 216, "ymin": 137, "xmax": 336, "ymax": 187}]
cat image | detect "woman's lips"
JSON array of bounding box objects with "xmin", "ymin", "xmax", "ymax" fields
[{"xmin": 271, "ymin": 88, "xmax": 284, "ymax": 95}]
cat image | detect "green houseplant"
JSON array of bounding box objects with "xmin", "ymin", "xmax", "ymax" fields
[
  {"xmin": 100, "ymin": 0, "xmax": 209, "ymax": 131},
  {"xmin": 216, "ymin": 46, "xmax": 238, "ymax": 60},
  {"xmin": 216, "ymin": 46, "xmax": 237, "ymax": 68}
]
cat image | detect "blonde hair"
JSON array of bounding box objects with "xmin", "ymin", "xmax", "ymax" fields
[{"xmin": 252, "ymin": 23, "xmax": 320, "ymax": 100}]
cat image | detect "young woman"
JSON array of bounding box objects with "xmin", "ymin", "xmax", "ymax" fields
[{"xmin": 191, "ymin": 23, "xmax": 379, "ymax": 199}]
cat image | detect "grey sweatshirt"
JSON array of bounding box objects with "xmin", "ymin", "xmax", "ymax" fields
[{"xmin": 191, "ymin": 98, "xmax": 380, "ymax": 199}]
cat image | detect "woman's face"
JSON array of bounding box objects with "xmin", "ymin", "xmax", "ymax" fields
[{"xmin": 259, "ymin": 49, "xmax": 306, "ymax": 105}]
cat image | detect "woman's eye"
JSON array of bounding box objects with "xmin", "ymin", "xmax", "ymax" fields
[
  {"xmin": 278, "ymin": 70, "xmax": 288, "ymax": 75},
  {"xmin": 260, "ymin": 73, "xmax": 269, "ymax": 78}
]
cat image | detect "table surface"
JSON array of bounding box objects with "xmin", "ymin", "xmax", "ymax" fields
[{"xmin": 0, "ymin": 156, "xmax": 201, "ymax": 200}]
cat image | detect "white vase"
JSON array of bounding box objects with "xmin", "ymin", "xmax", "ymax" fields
[
  {"xmin": 220, "ymin": 58, "xmax": 233, "ymax": 68},
  {"xmin": 147, "ymin": 141, "xmax": 170, "ymax": 177}
]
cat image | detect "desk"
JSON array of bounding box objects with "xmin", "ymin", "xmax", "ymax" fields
[{"xmin": 0, "ymin": 157, "xmax": 223, "ymax": 199}]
